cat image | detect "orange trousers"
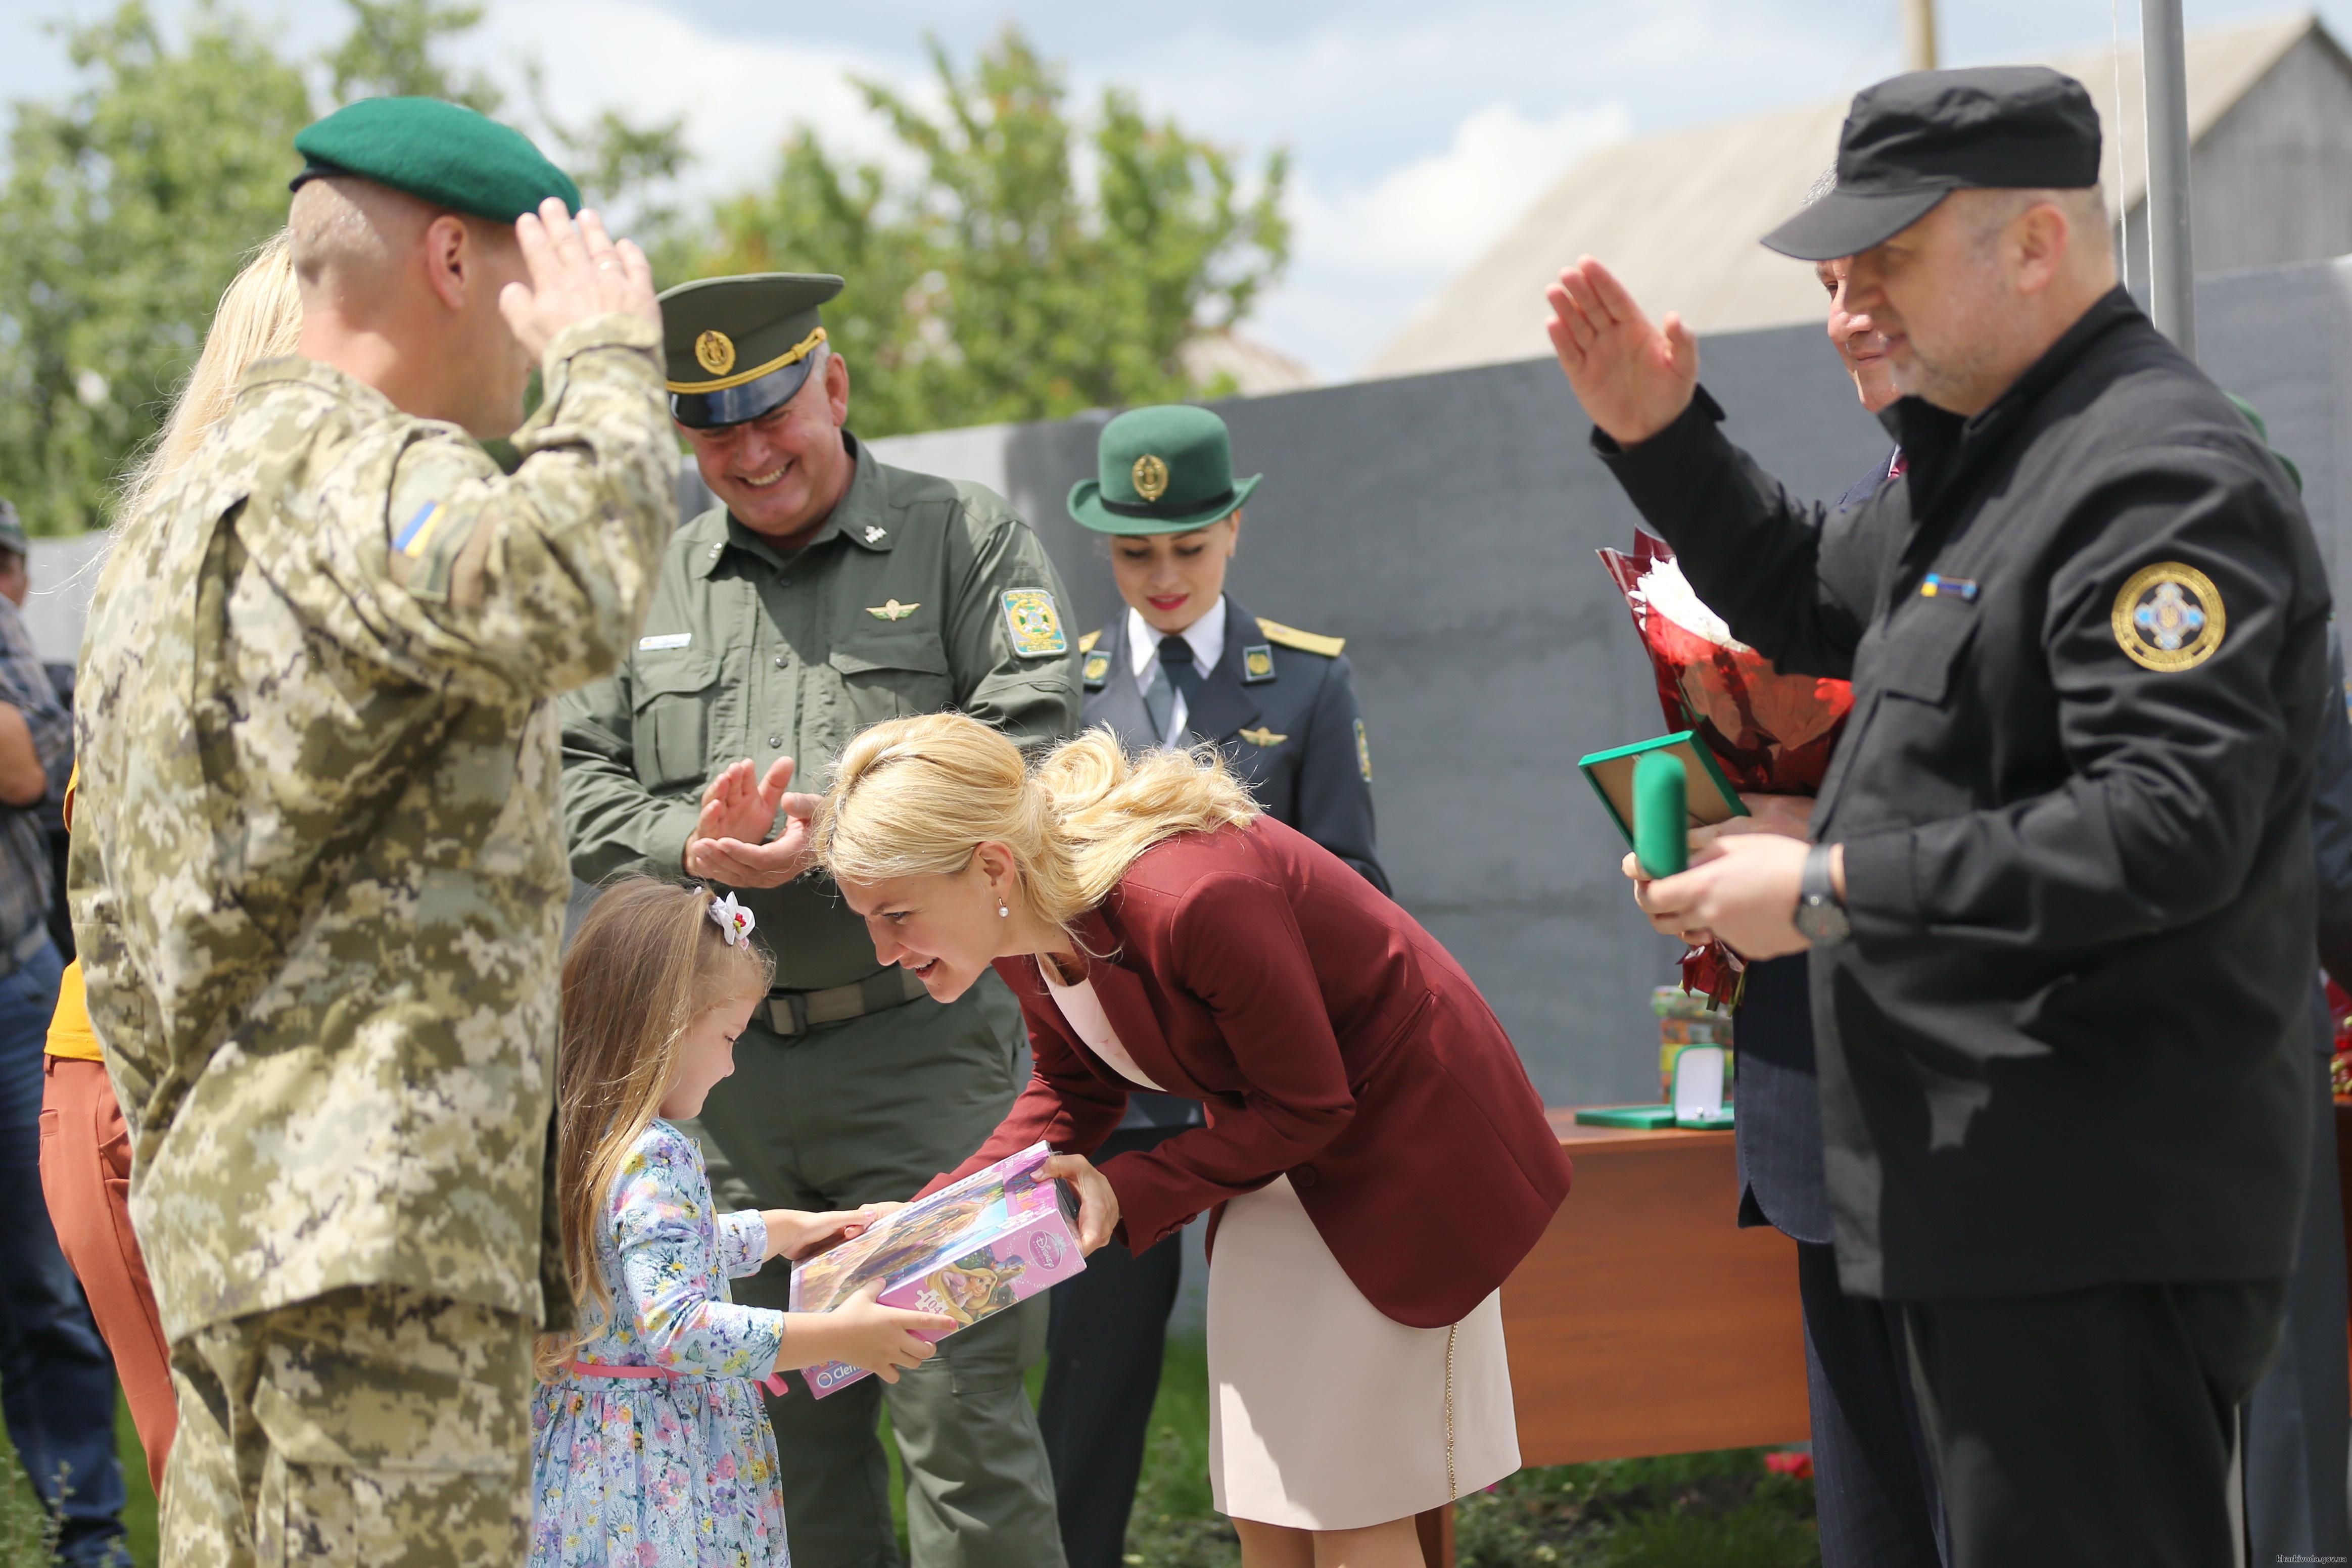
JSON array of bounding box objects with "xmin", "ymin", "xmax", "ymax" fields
[{"xmin": 36, "ymin": 1055, "xmax": 174, "ymax": 1495}]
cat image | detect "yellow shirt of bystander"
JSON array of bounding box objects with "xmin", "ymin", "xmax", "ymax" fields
[{"xmin": 43, "ymin": 766, "xmax": 97, "ymax": 1061}]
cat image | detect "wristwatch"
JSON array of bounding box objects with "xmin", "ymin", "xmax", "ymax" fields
[{"xmin": 1793, "ymin": 842, "xmax": 1851, "ymax": 947}]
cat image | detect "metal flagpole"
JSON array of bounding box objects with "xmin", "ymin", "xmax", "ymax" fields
[{"xmin": 2139, "ymin": 0, "xmax": 2195, "ymax": 358}]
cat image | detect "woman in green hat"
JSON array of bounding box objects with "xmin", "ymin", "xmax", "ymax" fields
[{"xmin": 1043, "ymin": 403, "xmax": 1388, "ymax": 1568}]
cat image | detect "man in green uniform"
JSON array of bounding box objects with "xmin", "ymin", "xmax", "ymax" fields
[
  {"xmin": 560, "ymin": 273, "xmax": 1078, "ymax": 1568},
  {"xmin": 69, "ymin": 98, "xmax": 673, "ymax": 1566}
]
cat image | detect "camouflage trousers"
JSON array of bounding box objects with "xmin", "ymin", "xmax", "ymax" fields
[{"xmin": 163, "ymin": 1284, "xmax": 533, "ymax": 1568}]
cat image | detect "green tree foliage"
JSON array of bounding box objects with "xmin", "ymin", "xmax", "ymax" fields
[
  {"xmin": 0, "ymin": 11, "xmax": 1286, "ymax": 531},
  {"xmin": 0, "ymin": 2, "xmax": 311, "ymax": 536},
  {"xmin": 0, "ymin": 0, "xmax": 684, "ymax": 536},
  {"xmin": 690, "ymin": 27, "xmax": 1291, "ymax": 438},
  {"xmin": 327, "ymin": 0, "xmax": 503, "ymax": 111}
]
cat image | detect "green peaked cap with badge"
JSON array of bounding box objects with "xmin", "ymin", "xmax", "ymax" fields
[
  {"xmin": 657, "ymin": 273, "xmax": 844, "ymax": 430},
  {"xmin": 291, "ymin": 97, "xmax": 580, "ymax": 222},
  {"xmin": 1069, "ymin": 404, "xmax": 1261, "ymax": 535}
]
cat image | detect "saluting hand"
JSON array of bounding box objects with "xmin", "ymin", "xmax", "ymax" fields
[
  {"xmin": 498, "ymin": 198, "xmax": 660, "ymax": 360},
  {"xmin": 684, "ymin": 756, "xmax": 822, "ymax": 888},
  {"xmin": 1544, "ymin": 256, "xmax": 1700, "ymax": 447}
]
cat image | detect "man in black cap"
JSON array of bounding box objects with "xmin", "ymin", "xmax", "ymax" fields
[{"xmin": 1547, "ymin": 66, "xmax": 2326, "ymax": 1566}]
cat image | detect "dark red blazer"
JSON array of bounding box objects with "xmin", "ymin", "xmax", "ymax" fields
[{"xmin": 925, "ymin": 815, "xmax": 1572, "ymax": 1329}]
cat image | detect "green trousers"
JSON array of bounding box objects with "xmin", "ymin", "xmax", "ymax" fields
[{"xmin": 688, "ymin": 971, "xmax": 1066, "ymax": 1568}]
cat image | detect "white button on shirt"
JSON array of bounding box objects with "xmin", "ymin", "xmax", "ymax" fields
[{"xmin": 1128, "ymin": 595, "xmax": 1228, "ymax": 749}]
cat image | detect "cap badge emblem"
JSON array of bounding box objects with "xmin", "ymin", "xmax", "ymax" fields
[
  {"xmin": 2111, "ymin": 561, "xmax": 2225, "ymax": 672},
  {"xmin": 867, "ymin": 599, "xmax": 921, "ymax": 621},
  {"xmin": 1132, "ymin": 454, "xmax": 1170, "ymax": 503},
  {"xmin": 694, "ymin": 329, "xmax": 736, "ymax": 376}
]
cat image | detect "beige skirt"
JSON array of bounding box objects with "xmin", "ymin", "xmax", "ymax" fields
[{"xmin": 1206, "ymin": 1174, "xmax": 1521, "ymax": 1530}]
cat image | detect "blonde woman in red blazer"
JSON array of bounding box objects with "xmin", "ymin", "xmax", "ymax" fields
[{"xmin": 811, "ymin": 713, "xmax": 1572, "ymax": 1568}]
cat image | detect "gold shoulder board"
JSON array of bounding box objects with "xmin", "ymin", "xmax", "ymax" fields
[
  {"xmin": 1078, "ymin": 629, "xmax": 1103, "ymax": 654},
  {"xmin": 1255, "ymin": 617, "xmax": 1345, "ymax": 657}
]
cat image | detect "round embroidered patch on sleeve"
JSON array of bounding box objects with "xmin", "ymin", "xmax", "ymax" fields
[{"xmin": 2111, "ymin": 561, "xmax": 2226, "ymax": 672}]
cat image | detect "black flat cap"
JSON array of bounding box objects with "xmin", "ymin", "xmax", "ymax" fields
[{"xmin": 1763, "ymin": 66, "xmax": 2102, "ymax": 261}]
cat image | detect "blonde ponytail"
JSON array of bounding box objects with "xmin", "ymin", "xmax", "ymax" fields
[
  {"xmin": 117, "ymin": 231, "xmax": 301, "ymax": 527},
  {"xmin": 813, "ymin": 715, "xmax": 1257, "ymax": 939}
]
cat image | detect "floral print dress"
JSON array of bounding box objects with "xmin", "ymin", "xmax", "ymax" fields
[{"xmin": 531, "ymin": 1119, "xmax": 790, "ymax": 1567}]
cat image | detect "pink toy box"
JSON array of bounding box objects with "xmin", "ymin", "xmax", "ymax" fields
[{"xmin": 789, "ymin": 1141, "xmax": 1085, "ymax": 1397}]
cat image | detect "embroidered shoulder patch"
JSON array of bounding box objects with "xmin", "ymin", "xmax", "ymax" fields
[
  {"xmin": 388, "ymin": 497, "xmax": 478, "ymax": 602},
  {"xmin": 2111, "ymin": 562, "xmax": 2225, "ymax": 672},
  {"xmin": 1354, "ymin": 717, "xmax": 1372, "ymax": 783},
  {"xmin": 393, "ymin": 501, "xmax": 447, "ymax": 558},
  {"xmin": 1001, "ymin": 588, "xmax": 1067, "ymax": 657}
]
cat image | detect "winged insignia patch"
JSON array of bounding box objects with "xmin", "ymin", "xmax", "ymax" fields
[{"xmin": 867, "ymin": 599, "xmax": 921, "ymax": 621}]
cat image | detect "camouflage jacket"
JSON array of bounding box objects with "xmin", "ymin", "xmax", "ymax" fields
[{"xmin": 69, "ymin": 314, "xmax": 674, "ymax": 1341}]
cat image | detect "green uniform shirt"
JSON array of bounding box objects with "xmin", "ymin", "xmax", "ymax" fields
[
  {"xmin": 561, "ymin": 437, "xmax": 1081, "ymax": 989},
  {"xmin": 70, "ymin": 314, "xmax": 677, "ymax": 1342}
]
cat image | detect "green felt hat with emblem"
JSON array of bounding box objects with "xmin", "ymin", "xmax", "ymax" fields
[
  {"xmin": 1068, "ymin": 405, "xmax": 1261, "ymax": 535},
  {"xmin": 657, "ymin": 273, "xmax": 845, "ymax": 430},
  {"xmin": 291, "ymin": 97, "xmax": 580, "ymax": 222}
]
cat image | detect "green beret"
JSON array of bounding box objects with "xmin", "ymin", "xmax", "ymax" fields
[{"xmin": 292, "ymin": 97, "xmax": 580, "ymax": 222}]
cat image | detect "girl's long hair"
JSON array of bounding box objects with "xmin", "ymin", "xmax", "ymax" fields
[
  {"xmin": 535, "ymin": 878, "xmax": 773, "ymax": 1381},
  {"xmin": 117, "ymin": 230, "xmax": 301, "ymax": 526},
  {"xmin": 811, "ymin": 714, "xmax": 1257, "ymax": 944}
]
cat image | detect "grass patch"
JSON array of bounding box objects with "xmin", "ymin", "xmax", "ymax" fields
[
  {"xmin": 0, "ymin": 1389, "xmax": 156, "ymax": 1566},
  {"xmin": 1, "ymin": 1339, "xmax": 1819, "ymax": 1568},
  {"xmin": 1454, "ymin": 1449, "xmax": 1819, "ymax": 1568}
]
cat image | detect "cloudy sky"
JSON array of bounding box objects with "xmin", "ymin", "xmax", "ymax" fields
[{"xmin": 1, "ymin": 0, "xmax": 2340, "ymax": 377}]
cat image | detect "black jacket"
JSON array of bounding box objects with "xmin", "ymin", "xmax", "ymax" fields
[
  {"xmin": 1733, "ymin": 451, "xmax": 1901, "ymax": 1249},
  {"xmin": 1601, "ymin": 289, "xmax": 2329, "ymax": 1299}
]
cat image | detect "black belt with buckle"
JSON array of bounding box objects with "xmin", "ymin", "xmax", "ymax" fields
[{"xmin": 765, "ymin": 967, "xmax": 929, "ymax": 1037}]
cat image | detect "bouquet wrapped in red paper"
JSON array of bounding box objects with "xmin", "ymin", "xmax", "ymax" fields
[{"xmin": 1598, "ymin": 532, "xmax": 1855, "ymax": 1003}]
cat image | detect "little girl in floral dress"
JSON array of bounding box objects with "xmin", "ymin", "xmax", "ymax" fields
[{"xmin": 529, "ymin": 879, "xmax": 957, "ymax": 1568}]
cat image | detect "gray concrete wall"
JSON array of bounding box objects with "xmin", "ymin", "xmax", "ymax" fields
[
  {"xmin": 876, "ymin": 253, "xmax": 2352, "ymax": 1109},
  {"xmin": 20, "ymin": 532, "xmax": 109, "ymax": 664}
]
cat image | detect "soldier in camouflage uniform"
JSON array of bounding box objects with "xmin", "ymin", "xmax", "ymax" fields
[
  {"xmin": 67, "ymin": 97, "xmax": 673, "ymax": 1567},
  {"xmin": 560, "ymin": 274, "xmax": 1078, "ymax": 1568}
]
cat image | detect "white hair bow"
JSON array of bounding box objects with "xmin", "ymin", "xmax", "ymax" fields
[{"xmin": 708, "ymin": 892, "xmax": 756, "ymax": 947}]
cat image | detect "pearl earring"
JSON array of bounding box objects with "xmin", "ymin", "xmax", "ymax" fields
[{"xmin": 998, "ymin": 898, "xmax": 1010, "ymax": 920}]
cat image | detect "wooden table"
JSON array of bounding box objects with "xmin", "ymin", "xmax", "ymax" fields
[
  {"xmin": 1503, "ymin": 1112, "xmax": 1811, "ymax": 1462},
  {"xmin": 1416, "ymin": 1110, "xmax": 1811, "ymax": 1565}
]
